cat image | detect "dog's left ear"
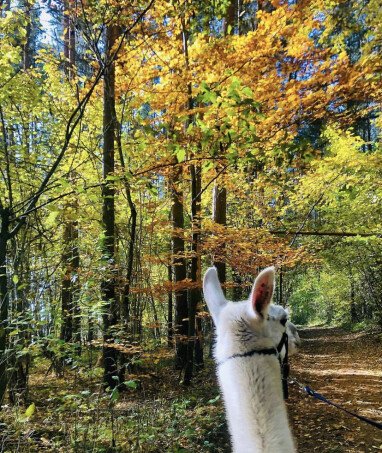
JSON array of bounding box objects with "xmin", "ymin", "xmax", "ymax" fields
[{"xmin": 203, "ymin": 267, "xmax": 227, "ymax": 325}]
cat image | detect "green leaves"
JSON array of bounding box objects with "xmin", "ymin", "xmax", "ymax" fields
[
  {"xmin": 110, "ymin": 387, "xmax": 120, "ymax": 403},
  {"xmin": 25, "ymin": 403, "xmax": 36, "ymax": 419},
  {"xmin": 198, "ymin": 82, "xmax": 218, "ymax": 104},
  {"xmin": 17, "ymin": 403, "xmax": 36, "ymax": 423},
  {"xmin": 124, "ymin": 380, "xmax": 138, "ymax": 390},
  {"xmin": 175, "ymin": 146, "xmax": 186, "ymax": 163},
  {"xmin": 109, "ymin": 380, "xmax": 137, "ymax": 405}
]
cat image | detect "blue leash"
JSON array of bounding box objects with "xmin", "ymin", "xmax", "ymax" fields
[{"xmin": 303, "ymin": 385, "xmax": 382, "ymax": 430}]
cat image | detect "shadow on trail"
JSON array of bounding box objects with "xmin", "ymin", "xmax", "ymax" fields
[{"xmin": 288, "ymin": 326, "xmax": 382, "ymax": 453}]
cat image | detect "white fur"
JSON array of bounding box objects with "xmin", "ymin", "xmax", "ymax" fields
[
  {"xmin": 203, "ymin": 267, "xmax": 297, "ymax": 453},
  {"xmin": 286, "ymin": 320, "xmax": 301, "ymax": 356}
]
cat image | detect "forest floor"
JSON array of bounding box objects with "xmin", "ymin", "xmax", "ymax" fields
[
  {"xmin": 288, "ymin": 326, "xmax": 382, "ymax": 453},
  {"xmin": 0, "ymin": 326, "xmax": 381, "ymax": 452}
]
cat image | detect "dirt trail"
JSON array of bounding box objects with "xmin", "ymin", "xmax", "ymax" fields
[{"xmin": 288, "ymin": 327, "xmax": 382, "ymax": 453}]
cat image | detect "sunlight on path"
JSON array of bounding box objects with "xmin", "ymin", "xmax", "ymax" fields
[{"xmin": 288, "ymin": 327, "xmax": 382, "ymax": 453}]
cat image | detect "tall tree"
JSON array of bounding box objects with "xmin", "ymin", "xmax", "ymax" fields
[
  {"xmin": 211, "ymin": 0, "xmax": 238, "ymax": 288},
  {"xmin": 115, "ymin": 110, "xmax": 137, "ymax": 331},
  {"xmin": 0, "ymin": 206, "xmax": 10, "ymax": 405},
  {"xmin": 60, "ymin": 0, "xmax": 81, "ymax": 354},
  {"xmin": 183, "ymin": 163, "xmax": 202, "ymax": 384},
  {"xmin": 101, "ymin": 23, "xmax": 120, "ymax": 389},
  {"xmin": 170, "ymin": 159, "xmax": 188, "ymax": 370},
  {"xmin": 178, "ymin": 5, "xmax": 203, "ymax": 384}
]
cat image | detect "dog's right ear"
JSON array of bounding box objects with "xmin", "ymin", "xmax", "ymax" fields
[
  {"xmin": 250, "ymin": 266, "xmax": 275, "ymax": 318},
  {"xmin": 203, "ymin": 267, "xmax": 227, "ymax": 325}
]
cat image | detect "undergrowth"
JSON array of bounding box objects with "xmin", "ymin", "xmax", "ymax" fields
[{"xmin": 0, "ymin": 352, "xmax": 230, "ymax": 453}]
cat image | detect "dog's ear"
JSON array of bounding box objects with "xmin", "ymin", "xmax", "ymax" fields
[
  {"xmin": 203, "ymin": 267, "xmax": 227, "ymax": 325},
  {"xmin": 250, "ymin": 266, "xmax": 275, "ymax": 318}
]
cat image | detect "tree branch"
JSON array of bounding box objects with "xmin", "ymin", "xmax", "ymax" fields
[
  {"xmin": 10, "ymin": 183, "xmax": 103, "ymax": 224},
  {"xmin": 271, "ymin": 230, "xmax": 381, "ymax": 238}
]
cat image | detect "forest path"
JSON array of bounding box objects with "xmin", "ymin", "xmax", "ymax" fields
[{"xmin": 288, "ymin": 327, "xmax": 382, "ymax": 453}]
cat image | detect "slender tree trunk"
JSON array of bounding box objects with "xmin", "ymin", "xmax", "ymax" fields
[
  {"xmin": 61, "ymin": 0, "xmax": 81, "ymax": 353},
  {"xmin": 171, "ymin": 161, "xmax": 188, "ymax": 370},
  {"xmin": 102, "ymin": 24, "xmax": 119, "ymax": 389},
  {"xmin": 206, "ymin": 2, "xmax": 237, "ymax": 361},
  {"xmin": 9, "ymin": 237, "xmax": 31, "ymax": 405},
  {"xmin": 61, "ymin": 223, "xmax": 74, "ymax": 344},
  {"xmin": 184, "ymin": 164, "xmax": 202, "ymax": 384},
  {"xmin": 115, "ymin": 116, "xmax": 137, "ymax": 329},
  {"xmin": 212, "ymin": 178, "xmax": 227, "ymax": 287},
  {"xmin": 68, "ymin": 3, "xmax": 80, "ymax": 351},
  {"xmin": 22, "ymin": 0, "xmax": 33, "ymax": 70},
  {"xmin": 167, "ymin": 259, "xmax": 173, "ymax": 347},
  {"xmin": 71, "ymin": 222, "xmax": 80, "ymax": 350},
  {"xmin": 179, "ymin": 11, "xmax": 204, "ymax": 383},
  {"xmin": 223, "ymin": 0, "xmax": 236, "ymax": 34},
  {"xmin": 194, "ymin": 315, "xmax": 204, "ymax": 367},
  {"xmin": 170, "ymin": 7, "xmax": 190, "ymax": 371},
  {"xmin": 349, "ymin": 270, "xmax": 358, "ymax": 323},
  {"xmin": 122, "ymin": 191, "xmax": 136, "ymax": 327},
  {"xmin": 60, "ymin": 220, "xmax": 80, "ymax": 348},
  {"xmin": 149, "ymin": 293, "xmax": 160, "ymax": 339},
  {"xmin": 0, "ymin": 208, "xmax": 10, "ymax": 407}
]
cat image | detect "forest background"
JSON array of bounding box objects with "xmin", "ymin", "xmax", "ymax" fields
[{"xmin": 0, "ymin": 0, "xmax": 381, "ymax": 451}]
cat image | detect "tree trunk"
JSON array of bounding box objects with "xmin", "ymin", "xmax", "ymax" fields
[
  {"xmin": 179, "ymin": 15, "xmax": 204, "ymax": 381},
  {"xmin": 61, "ymin": 0, "xmax": 81, "ymax": 354},
  {"xmin": 167, "ymin": 259, "xmax": 173, "ymax": 347},
  {"xmin": 115, "ymin": 115, "xmax": 137, "ymax": 329},
  {"xmin": 60, "ymin": 220, "xmax": 80, "ymax": 350},
  {"xmin": 8, "ymin": 236, "xmax": 31, "ymax": 405},
  {"xmin": 61, "ymin": 223, "xmax": 73, "ymax": 344},
  {"xmin": 212, "ymin": 179, "xmax": 227, "ymax": 288},
  {"xmin": 194, "ymin": 315, "xmax": 204, "ymax": 367},
  {"xmin": 102, "ymin": 24, "xmax": 120, "ymax": 389},
  {"xmin": 0, "ymin": 208, "xmax": 10, "ymax": 407},
  {"xmin": 223, "ymin": 0, "xmax": 236, "ymax": 34},
  {"xmin": 22, "ymin": 0, "xmax": 33, "ymax": 70},
  {"xmin": 184, "ymin": 164, "xmax": 202, "ymax": 384},
  {"xmin": 350, "ymin": 274, "xmax": 358, "ymax": 323},
  {"xmin": 171, "ymin": 161, "xmax": 188, "ymax": 370},
  {"xmin": 71, "ymin": 223, "xmax": 80, "ymax": 350},
  {"xmin": 122, "ymin": 190, "xmax": 136, "ymax": 327}
]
